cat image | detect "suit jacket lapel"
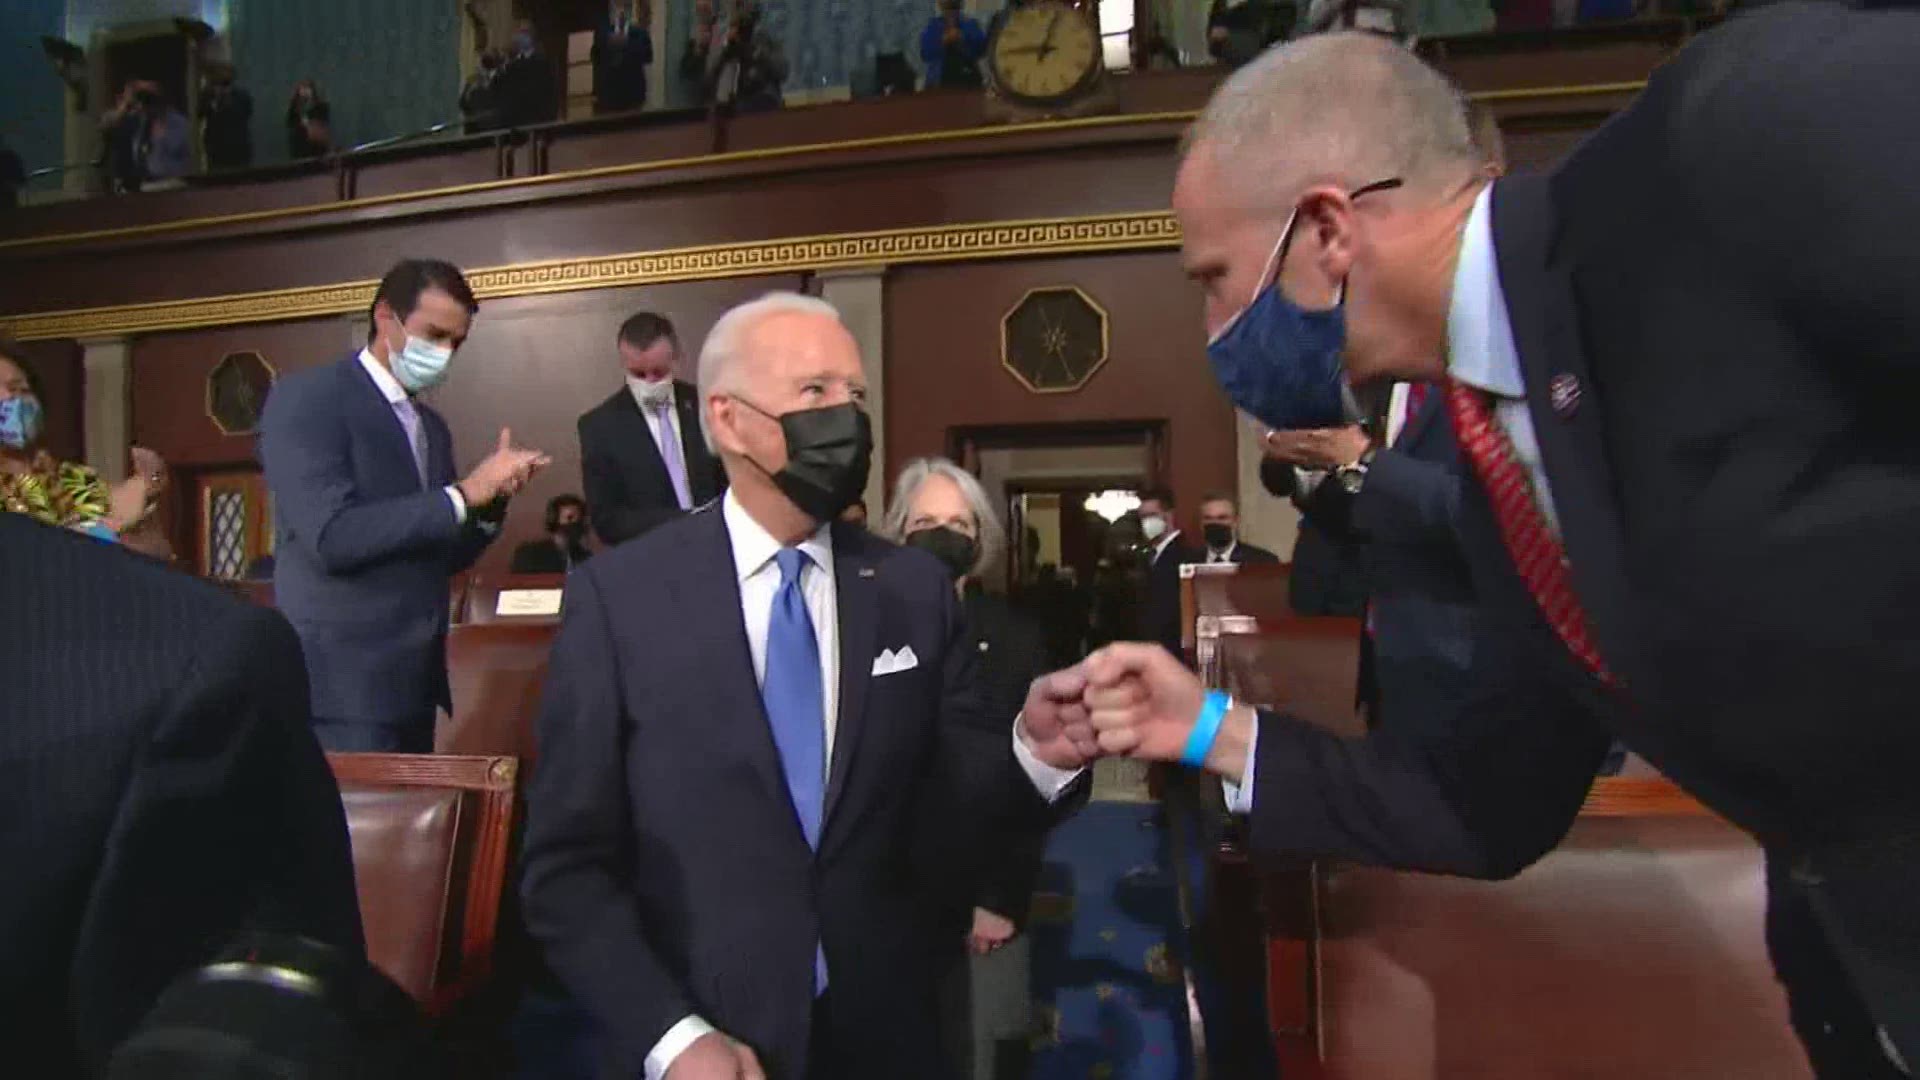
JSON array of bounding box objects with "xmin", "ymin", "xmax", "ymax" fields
[
  {"xmin": 342, "ymin": 357, "xmax": 420, "ymax": 488},
  {"xmin": 823, "ymin": 523, "xmax": 876, "ymax": 840},
  {"xmin": 675, "ymin": 508, "xmax": 799, "ymax": 839},
  {"xmin": 1397, "ymin": 385, "xmax": 1445, "ymax": 450},
  {"xmin": 1491, "ymin": 177, "xmax": 1639, "ymax": 682},
  {"xmin": 674, "ymin": 381, "xmax": 708, "ymax": 501}
]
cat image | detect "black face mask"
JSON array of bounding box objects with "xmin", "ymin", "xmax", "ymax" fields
[
  {"xmin": 906, "ymin": 526, "xmax": 977, "ymax": 581},
  {"xmin": 1202, "ymin": 523, "xmax": 1235, "ymax": 550},
  {"xmin": 739, "ymin": 400, "xmax": 873, "ymax": 523},
  {"xmin": 557, "ymin": 520, "xmax": 588, "ymax": 543}
]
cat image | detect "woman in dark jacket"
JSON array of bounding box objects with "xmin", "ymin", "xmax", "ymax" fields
[{"xmin": 883, "ymin": 455, "xmax": 1049, "ymax": 1080}]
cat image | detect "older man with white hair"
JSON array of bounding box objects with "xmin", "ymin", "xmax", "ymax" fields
[
  {"xmin": 521, "ymin": 292, "xmax": 1097, "ymax": 1080},
  {"xmin": 1073, "ymin": 16, "xmax": 1920, "ymax": 1076}
]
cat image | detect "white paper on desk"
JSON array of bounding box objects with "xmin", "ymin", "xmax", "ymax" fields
[{"xmin": 496, "ymin": 589, "xmax": 564, "ymax": 617}]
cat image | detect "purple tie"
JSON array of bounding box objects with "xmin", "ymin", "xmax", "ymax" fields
[
  {"xmin": 651, "ymin": 398, "xmax": 693, "ymax": 510},
  {"xmin": 393, "ymin": 398, "xmax": 428, "ymax": 487}
]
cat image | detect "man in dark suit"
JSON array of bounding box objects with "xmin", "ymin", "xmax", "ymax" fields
[
  {"xmin": 521, "ymin": 292, "xmax": 1096, "ymax": 1080},
  {"xmin": 1137, "ymin": 487, "xmax": 1203, "ymax": 662},
  {"xmin": 1263, "ymin": 384, "xmax": 1480, "ymax": 735},
  {"xmin": 1195, "ymin": 492, "xmax": 1281, "ymax": 565},
  {"xmin": 0, "ymin": 514, "xmax": 364, "ymax": 1077},
  {"xmin": 259, "ymin": 259, "xmax": 550, "ymax": 753},
  {"xmin": 578, "ymin": 311, "xmax": 727, "ymax": 547},
  {"xmin": 1087, "ymin": 19, "xmax": 1920, "ymax": 1076},
  {"xmin": 511, "ymin": 493, "xmax": 594, "ymax": 573}
]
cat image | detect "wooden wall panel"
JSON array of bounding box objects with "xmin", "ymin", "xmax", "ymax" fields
[
  {"xmin": 884, "ymin": 252, "xmax": 1236, "ymax": 541},
  {"xmin": 415, "ymin": 275, "xmax": 801, "ymax": 577},
  {"xmin": 132, "ymin": 317, "xmax": 351, "ymax": 471}
]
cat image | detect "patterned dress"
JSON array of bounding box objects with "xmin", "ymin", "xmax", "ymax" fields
[{"xmin": 0, "ymin": 452, "xmax": 113, "ymax": 532}]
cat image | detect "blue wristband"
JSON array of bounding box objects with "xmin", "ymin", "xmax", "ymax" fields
[{"xmin": 1181, "ymin": 691, "xmax": 1232, "ymax": 768}]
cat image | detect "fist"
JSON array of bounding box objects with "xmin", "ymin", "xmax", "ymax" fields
[
  {"xmin": 1016, "ymin": 666, "xmax": 1098, "ymax": 770},
  {"xmin": 665, "ymin": 1032, "xmax": 765, "ymax": 1080},
  {"xmin": 1083, "ymin": 642, "xmax": 1207, "ymax": 763},
  {"xmin": 969, "ymin": 907, "xmax": 1017, "ymax": 955}
]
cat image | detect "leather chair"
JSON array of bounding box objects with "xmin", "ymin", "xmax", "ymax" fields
[
  {"xmin": 1304, "ymin": 779, "xmax": 1806, "ymax": 1079},
  {"xmin": 1180, "ymin": 561, "xmax": 1293, "ymax": 670},
  {"xmin": 328, "ymin": 753, "xmax": 518, "ymax": 1016},
  {"xmin": 437, "ymin": 623, "xmax": 556, "ymax": 762}
]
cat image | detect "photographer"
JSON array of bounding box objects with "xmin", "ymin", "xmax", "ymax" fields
[
  {"xmin": 920, "ymin": 0, "xmax": 987, "ymax": 89},
  {"xmin": 99, "ymin": 80, "xmax": 189, "ymax": 192},
  {"xmin": 285, "ymin": 80, "xmax": 333, "ymax": 160},
  {"xmin": 702, "ymin": 1, "xmax": 786, "ymax": 113},
  {"xmin": 200, "ymin": 62, "xmax": 253, "ymax": 171}
]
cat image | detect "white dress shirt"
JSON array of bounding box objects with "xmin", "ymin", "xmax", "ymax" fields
[
  {"xmin": 646, "ymin": 491, "xmax": 1078, "ymax": 1078},
  {"xmin": 1222, "ymin": 183, "xmax": 1560, "ymax": 817},
  {"xmin": 1207, "ymin": 542, "xmax": 1239, "ymax": 564},
  {"xmin": 357, "ymin": 349, "xmax": 466, "ymax": 523}
]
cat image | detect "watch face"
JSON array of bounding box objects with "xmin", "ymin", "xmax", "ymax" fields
[
  {"xmin": 987, "ymin": 2, "xmax": 1101, "ymax": 106},
  {"xmin": 1336, "ymin": 468, "xmax": 1365, "ymax": 496}
]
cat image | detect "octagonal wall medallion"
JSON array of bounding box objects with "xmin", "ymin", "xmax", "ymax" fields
[
  {"xmin": 1001, "ymin": 286, "xmax": 1109, "ymax": 394},
  {"xmin": 207, "ymin": 351, "xmax": 277, "ymax": 435}
]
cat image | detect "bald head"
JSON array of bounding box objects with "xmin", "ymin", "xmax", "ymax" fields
[{"xmin": 1185, "ymin": 33, "xmax": 1481, "ymax": 209}]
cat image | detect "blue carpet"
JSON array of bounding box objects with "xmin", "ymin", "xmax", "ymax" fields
[{"xmin": 1026, "ymin": 801, "xmax": 1195, "ymax": 1080}]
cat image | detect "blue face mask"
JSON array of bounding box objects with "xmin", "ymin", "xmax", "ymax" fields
[
  {"xmin": 391, "ymin": 332, "xmax": 454, "ymax": 394},
  {"xmin": 1205, "ymin": 178, "xmax": 1401, "ymax": 432},
  {"xmin": 0, "ymin": 394, "xmax": 44, "ymax": 450}
]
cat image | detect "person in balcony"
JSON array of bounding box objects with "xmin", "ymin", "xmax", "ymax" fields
[
  {"xmin": 286, "ymin": 80, "xmax": 333, "ymax": 159},
  {"xmin": 921, "ymin": 0, "xmax": 987, "ymax": 90},
  {"xmin": 595, "ymin": 0, "xmax": 656, "ymax": 112}
]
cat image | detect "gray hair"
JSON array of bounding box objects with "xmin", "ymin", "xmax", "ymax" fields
[
  {"xmin": 696, "ymin": 291, "xmax": 844, "ymax": 452},
  {"xmin": 881, "ymin": 456, "xmax": 1006, "ymax": 580},
  {"xmin": 1186, "ymin": 32, "xmax": 1479, "ymax": 206}
]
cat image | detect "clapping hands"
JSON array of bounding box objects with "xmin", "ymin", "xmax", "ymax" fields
[
  {"xmin": 458, "ymin": 427, "xmax": 551, "ymax": 508},
  {"xmin": 1017, "ymin": 642, "xmax": 1256, "ymax": 780}
]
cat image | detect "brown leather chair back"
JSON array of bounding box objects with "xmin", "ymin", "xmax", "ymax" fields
[
  {"xmin": 329, "ymin": 753, "xmax": 518, "ymax": 1015},
  {"xmin": 1216, "ymin": 619, "xmax": 1364, "ymax": 736},
  {"xmin": 438, "ymin": 623, "xmax": 557, "ymax": 763},
  {"xmin": 1264, "ymin": 779, "xmax": 1807, "ymax": 1079},
  {"xmin": 463, "ymin": 573, "xmax": 567, "ymax": 626},
  {"xmin": 1182, "ymin": 562, "xmax": 1294, "ymax": 670}
]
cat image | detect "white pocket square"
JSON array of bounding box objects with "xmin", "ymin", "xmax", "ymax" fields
[{"xmin": 871, "ymin": 646, "xmax": 919, "ymax": 676}]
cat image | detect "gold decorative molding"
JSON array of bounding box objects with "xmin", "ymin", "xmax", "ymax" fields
[{"xmin": 0, "ymin": 211, "xmax": 1183, "ymax": 341}]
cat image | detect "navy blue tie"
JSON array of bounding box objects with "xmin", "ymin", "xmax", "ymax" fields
[{"xmin": 763, "ymin": 547, "xmax": 828, "ymax": 992}]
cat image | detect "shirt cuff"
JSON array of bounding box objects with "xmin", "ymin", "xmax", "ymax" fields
[
  {"xmin": 444, "ymin": 484, "xmax": 468, "ymax": 525},
  {"xmin": 645, "ymin": 1015, "xmax": 717, "ymax": 1080},
  {"xmin": 1220, "ymin": 712, "xmax": 1259, "ymax": 815},
  {"xmin": 1012, "ymin": 714, "xmax": 1084, "ymax": 802}
]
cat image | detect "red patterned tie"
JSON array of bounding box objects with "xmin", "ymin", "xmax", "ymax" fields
[{"xmin": 1445, "ymin": 379, "xmax": 1616, "ymax": 686}]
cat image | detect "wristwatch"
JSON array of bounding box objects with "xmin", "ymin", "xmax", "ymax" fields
[{"xmin": 1331, "ymin": 445, "xmax": 1377, "ymax": 496}]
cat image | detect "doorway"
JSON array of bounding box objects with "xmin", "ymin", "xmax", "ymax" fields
[{"xmin": 950, "ymin": 419, "xmax": 1163, "ymax": 662}]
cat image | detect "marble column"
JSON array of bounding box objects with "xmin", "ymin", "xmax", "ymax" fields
[
  {"xmin": 816, "ymin": 267, "xmax": 888, "ymax": 518},
  {"xmin": 79, "ymin": 336, "xmax": 131, "ymax": 482}
]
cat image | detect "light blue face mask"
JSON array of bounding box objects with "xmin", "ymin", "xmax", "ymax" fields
[
  {"xmin": 391, "ymin": 333, "xmax": 454, "ymax": 394},
  {"xmin": 0, "ymin": 394, "xmax": 44, "ymax": 450},
  {"xmin": 1204, "ymin": 177, "xmax": 1401, "ymax": 432}
]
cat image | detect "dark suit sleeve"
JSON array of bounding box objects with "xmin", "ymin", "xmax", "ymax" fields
[
  {"xmin": 1243, "ymin": 619, "xmax": 1612, "ymax": 878},
  {"xmin": 1352, "ymin": 446, "xmax": 1463, "ymax": 548},
  {"xmin": 973, "ymin": 615, "xmax": 1052, "ymax": 924},
  {"xmin": 259, "ymin": 376, "xmax": 465, "ymax": 575},
  {"xmin": 70, "ymin": 604, "xmax": 363, "ymax": 1067},
  {"xmin": 520, "ymin": 567, "xmax": 691, "ymax": 1073}
]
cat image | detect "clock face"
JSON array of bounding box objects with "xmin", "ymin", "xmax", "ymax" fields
[{"xmin": 987, "ymin": 2, "xmax": 1102, "ymax": 107}]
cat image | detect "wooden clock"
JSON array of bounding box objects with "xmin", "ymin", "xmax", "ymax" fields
[{"xmin": 984, "ymin": 0, "xmax": 1118, "ymax": 123}]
